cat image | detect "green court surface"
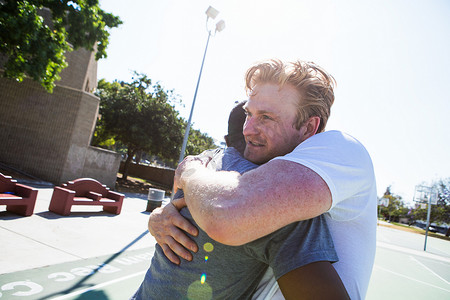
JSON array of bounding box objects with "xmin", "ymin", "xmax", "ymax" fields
[
  {"xmin": 0, "ymin": 247, "xmax": 152, "ymax": 300},
  {"xmin": 1, "ymin": 225, "xmax": 449, "ymax": 299}
]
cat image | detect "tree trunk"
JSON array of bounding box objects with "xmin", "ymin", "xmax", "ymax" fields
[
  {"xmin": 135, "ymin": 150, "xmax": 143, "ymax": 164},
  {"xmin": 122, "ymin": 148, "xmax": 136, "ymax": 181}
]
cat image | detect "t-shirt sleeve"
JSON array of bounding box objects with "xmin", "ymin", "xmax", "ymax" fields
[
  {"xmin": 272, "ymin": 130, "xmax": 376, "ymax": 221},
  {"xmin": 244, "ymin": 215, "xmax": 338, "ymax": 280}
]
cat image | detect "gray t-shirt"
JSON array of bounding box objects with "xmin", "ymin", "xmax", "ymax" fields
[{"xmin": 132, "ymin": 147, "xmax": 338, "ymax": 300}]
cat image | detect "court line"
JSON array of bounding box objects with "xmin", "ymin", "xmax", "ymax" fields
[
  {"xmin": 375, "ymin": 265, "xmax": 450, "ymax": 293},
  {"xmin": 410, "ymin": 256, "xmax": 449, "ymax": 285},
  {"xmin": 51, "ymin": 270, "xmax": 147, "ymax": 300},
  {"xmin": 377, "ymin": 241, "xmax": 450, "ymax": 263}
]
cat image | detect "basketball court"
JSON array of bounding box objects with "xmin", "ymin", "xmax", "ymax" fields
[{"xmin": 1, "ymin": 186, "xmax": 449, "ymax": 299}]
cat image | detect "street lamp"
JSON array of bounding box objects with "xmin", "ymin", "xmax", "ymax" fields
[{"xmin": 178, "ymin": 6, "xmax": 225, "ymax": 164}]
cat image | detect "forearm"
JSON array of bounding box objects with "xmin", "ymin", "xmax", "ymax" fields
[
  {"xmin": 181, "ymin": 159, "xmax": 332, "ymax": 246},
  {"xmin": 181, "ymin": 166, "xmax": 242, "ymax": 241}
]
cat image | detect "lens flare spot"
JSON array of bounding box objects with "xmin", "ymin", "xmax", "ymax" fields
[
  {"xmin": 200, "ymin": 273, "xmax": 207, "ymax": 284},
  {"xmin": 187, "ymin": 280, "xmax": 212, "ymax": 300},
  {"xmin": 205, "ymin": 256, "xmax": 209, "ymax": 261},
  {"xmin": 203, "ymin": 243, "xmax": 214, "ymax": 252}
]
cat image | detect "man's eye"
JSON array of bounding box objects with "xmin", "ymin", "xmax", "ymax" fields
[{"xmin": 262, "ymin": 115, "xmax": 272, "ymax": 120}]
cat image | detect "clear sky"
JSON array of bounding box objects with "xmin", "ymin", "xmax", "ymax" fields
[{"xmin": 97, "ymin": 0, "xmax": 450, "ymax": 205}]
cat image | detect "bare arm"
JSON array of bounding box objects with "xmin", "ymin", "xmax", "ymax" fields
[
  {"xmin": 147, "ymin": 152, "xmax": 216, "ymax": 264},
  {"xmin": 278, "ymin": 262, "xmax": 349, "ymax": 300},
  {"xmin": 148, "ymin": 197, "xmax": 198, "ymax": 264},
  {"xmin": 177, "ymin": 157, "xmax": 331, "ymax": 245}
]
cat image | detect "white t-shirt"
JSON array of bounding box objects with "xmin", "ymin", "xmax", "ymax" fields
[{"xmin": 253, "ymin": 130, "xmax": 377, "ymax": 300}]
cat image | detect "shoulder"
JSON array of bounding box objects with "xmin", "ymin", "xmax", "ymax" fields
[
  {"xmin": 275, "ymin": 130, "xmax": 374, "ymax": 172},
  {"xmin": 223, "ymin": 147, "xmax": 259, "ymax": 173},
  {"xmin": 272, "ymin": 131, "xmax": 376, "ymax": 217},
  {"xmin": 299, "ymin": 130, "xmax": 369, "ymax": 154}
]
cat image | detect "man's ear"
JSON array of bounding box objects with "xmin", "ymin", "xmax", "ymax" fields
[{"xmin": 300, "ymin": 116, "xmax": 321, "ymax": 142}]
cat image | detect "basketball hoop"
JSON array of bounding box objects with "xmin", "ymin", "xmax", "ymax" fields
[
  {"xmin": 414, "ymin": 185, "xmax": 438, "ymax": 205},
  {"xmin": 378, "ymin": 197, "xmax": 389, "ymax": 207}
]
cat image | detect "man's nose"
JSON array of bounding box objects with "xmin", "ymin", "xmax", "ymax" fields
[{"xmin": 243, "ymin": 117, "xmax": 259, "ymax": 136}]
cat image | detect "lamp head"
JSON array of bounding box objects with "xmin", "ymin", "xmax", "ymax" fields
[
  {"xmin": 215, "ymin": 20, "xmax": 226, "ymax": 33},
  {"xmin": 206, "ymin": 6, "xmax": 219, "ymax": 19}
]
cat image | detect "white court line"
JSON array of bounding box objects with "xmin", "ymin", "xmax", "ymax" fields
[
  {"xmin": 51, "ymin": 270, "xmax": 147, "ymax": 300},
  {"xmin": 377, "ymin": 241, "xmax": 450, "ymax": 263},
  {"xmin": 410, "ymin": 256, "xmax": 450, "ymax": 285},
  {"xmin": 375, "ymin": 265, "xmax": 450, "ymax": 293}
]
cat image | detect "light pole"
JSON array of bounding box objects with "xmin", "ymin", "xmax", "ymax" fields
[{"xmin": 178, "ymin": 6, "xmax": 225, "ymax": 164}]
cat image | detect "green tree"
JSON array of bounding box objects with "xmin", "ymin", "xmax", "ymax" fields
[
  {"xmin": 184, "ymin": 127, "xmax": 216, "ymax": 160},
  {"xmin": 430, "ymin": 178, "xmax": 450, "ymax": 224},
  {"xmin": 411, "ymin": 207, "xmax": 427, "ymax": 223},
  {"xmin": 94, "ymin": 74, "xmax": 184, "ymax": 180},
  {"xmin": 0, "ymin": 0, "xmax": 121, "ymax": 92},
  {"xmin": 409, "ymin": 179, "xmax": 450, "ymax": 226},
  {"xmin": 401, "ymin": 179, "xmax": 450, "ymax": 234},
  {"xmin": 379, "ymin": 186, "xmax": 407, "ymax": 222}
]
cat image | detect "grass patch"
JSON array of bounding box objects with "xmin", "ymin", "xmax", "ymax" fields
[{"xmin": 378, "ymin": 220, "xmax": 450, "ymax": 242}]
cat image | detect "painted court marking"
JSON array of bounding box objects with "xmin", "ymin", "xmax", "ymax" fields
[
  {"xmin": 374, "ymin": 265, "xmax": 450, "ymax": 293},
  {"xmin": 52, "ymin": 271, "xmax": 147, "ymax": 300},
  {"xmin": 377, "ymin": 241, "xmax": 450, "ymax": 263},
  {"xmin": 409, "ymin": 256, "xmax": 449, "ymax": 285}
]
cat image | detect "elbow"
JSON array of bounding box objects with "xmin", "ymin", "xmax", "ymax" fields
[{"xmin": 200, "ymin": 218, "xmax": 245, "ymax": 246}]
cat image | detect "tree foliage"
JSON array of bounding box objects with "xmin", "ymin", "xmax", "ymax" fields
[
  {"xmin": 379, "ymin": 180, "xmax": 450, "ymax": 227},
  {"xmin": 94, "ymin": 74, "xmax": 184, "ymax": 180},
  {"xmin": 0, "ymin": 0, "xmax": 122, "ymax": 92},
  {"xmin": 93, "ymin": 74, "xmax": 217, "ymax": 181},
  {"xmin": 185, "ymin": 127, "xmax": 216, "ymax": 160},
  {"xmin": 379, "ymin": 186, "xmax": 407, "ymax": 222},
  {"xmin": 430, "ymin": 178, "xmax": 450, "ymax": 224}
]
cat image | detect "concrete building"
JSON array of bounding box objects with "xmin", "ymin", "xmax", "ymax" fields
[{"xmin": 0, "ymin": 46, "xmax": 121, "ymax": 188}]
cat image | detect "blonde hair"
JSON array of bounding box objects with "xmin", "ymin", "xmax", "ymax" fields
[{"xmin": 245, "ymin": 59, "xmax": 336, "ymax": 133}]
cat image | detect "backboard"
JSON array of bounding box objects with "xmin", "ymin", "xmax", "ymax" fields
[
  {"xmin": 413, "ymin": 185, "xmax": 438, "ymax": 205},
  {"xmin": 378, "ymin": 197, "xmax": 389, "ymax": 207}
]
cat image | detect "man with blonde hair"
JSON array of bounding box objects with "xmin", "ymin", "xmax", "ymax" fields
[
  {"xmin": 151, "ymin": 59, "xmax": 377, "ymax": 299},
  {"xmin": 132, "ymin": 100, "xmax": 348, "ymax": 299}
]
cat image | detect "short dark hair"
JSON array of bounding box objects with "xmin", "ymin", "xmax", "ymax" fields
[{"xmin": 224, "ymin": 101, "xmax": 247, "ymax": 154}]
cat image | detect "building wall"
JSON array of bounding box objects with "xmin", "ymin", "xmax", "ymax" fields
[
  {"xmin": 60, "ymin": 89, "xmax": 100, "ymax": 182},
  {"xmin": 58, "ymin": 47, "xmax": 98, "ymax": 93},
  {"xmin": 0, "ymin": 45, "xmax": 119, "ymax": 188},
  {"xmin": 82, "ymin": 147, "xmax": 121, "ymax": 188},
  {"xmin": 0, "ymin": 78, "xmax": 78, "ymax": 182}
]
